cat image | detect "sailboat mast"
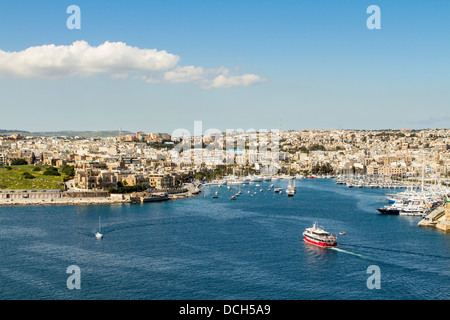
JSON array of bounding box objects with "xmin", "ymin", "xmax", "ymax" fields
[{"xmin": 421, "ymin": 157, "xmax": 425, "ymax": 193}]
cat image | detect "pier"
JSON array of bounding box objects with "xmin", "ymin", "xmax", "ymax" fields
[
  {"xmin": 418, "ymin": 201, "xmax": 450, "ymax": 232},
  {"xmin": 418, "ymin": 205, "xmax": 445, "ymax": 227}
]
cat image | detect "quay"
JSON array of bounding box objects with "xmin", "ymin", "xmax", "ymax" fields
[
  {"xmin": 0, "ymin": 183, "xmax": 202, "ymax": 207},
  {"xmin": 418, "ymin": 201, "xmax": 450, "ymax": 232}
]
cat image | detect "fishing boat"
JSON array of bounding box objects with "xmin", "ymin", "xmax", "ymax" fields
[{"xmin": 302, "ymin": 223, "xmax": 337, "ymax": 247}]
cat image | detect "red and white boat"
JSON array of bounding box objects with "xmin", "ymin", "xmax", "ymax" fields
[{"xmin": 303, "ymin": 223, "xmax": 337, "ymax": 247}]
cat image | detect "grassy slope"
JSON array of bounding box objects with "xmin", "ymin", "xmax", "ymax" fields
[{"xmin": 0, "ymin": 166, "xmax": 65, "ymax": 190}]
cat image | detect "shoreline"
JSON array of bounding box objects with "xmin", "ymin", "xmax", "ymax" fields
[
  {"xmin": 0, "ymin": 197, "xmax": 131, "ymax": 207},
  {"xmin": 0, "ymin": 182, "xmax": 202, "ymax": 207},
  {"xmin": 0, "ymin": 191, "xmax": 202, "ymax": 207}
]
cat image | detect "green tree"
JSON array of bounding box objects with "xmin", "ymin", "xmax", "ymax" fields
[
  {"xmin": 23, "ymin": 172, "xmax": 36, "ymax": 179},
  {"xmin": 61, "ymin": 165, "xmax": 75, "ymax": 177},
  {"xmin": 43, "ymin": 167, "xmax": 60, "ymax": 176},
  {"xmin": 11, "ymin": 159, "xmax": 28, "ymax": 165}
]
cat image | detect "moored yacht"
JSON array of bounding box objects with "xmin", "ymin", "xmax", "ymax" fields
[{"xmin": 286, "ymin": 179, "xmax": 296, "ymax": 196}]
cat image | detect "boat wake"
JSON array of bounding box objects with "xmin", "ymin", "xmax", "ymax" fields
[
  {"xmin": 330, "ymin": 244, "xmax": 449, "ymax": 277},
  {"xmin": 328, "ymin": 247, "xmax": 366, "ymax": 259},
  {"xmin": 344, "ymin": 244, "xmax": 449, "ymax": 260}
]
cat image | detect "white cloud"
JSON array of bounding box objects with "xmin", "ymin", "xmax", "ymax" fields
[
  {"xmin": 0, "ymin": 40, "xmax": 179, "ymax": 78},
  {"xmin": 162, "ymin": 65, "xmax": 266, "ymax": 89},
  {"xmin": 163, "ymin": 66, "xmax": 206, "ymax": 83},
  {"xmin": 0, "ymin": 40, "xmax": 266, "ymax": 89},
  {"xmin": 208, "ymin": 73, "xmax": 266, "ymax": 89}
]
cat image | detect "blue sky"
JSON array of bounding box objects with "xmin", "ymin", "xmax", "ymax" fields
[{"xmin": 0, "ymin": 0, "xmax": 449, "ymax": 133}]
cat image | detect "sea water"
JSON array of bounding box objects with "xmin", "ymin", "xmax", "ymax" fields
[{"xmin": 0, "ymin": 179, "xmax": 448, "ymax": 300}]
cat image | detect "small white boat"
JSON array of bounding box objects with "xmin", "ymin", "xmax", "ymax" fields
[
  {"xmin": 286, "ymin": 180, "xmax": 296, "ymax": 196},
  {"xmin": 95, "ymin": 217, "xmax": 103, "ymax": 239}
]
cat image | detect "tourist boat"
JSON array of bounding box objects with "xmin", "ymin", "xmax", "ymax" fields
[
  {"xmin": 302, "ymin": 223, "xmax": 337, "ymax": 247},
  {"xmin": 95, "ymin": 217, "xmax": 103, "ymax": 239}
]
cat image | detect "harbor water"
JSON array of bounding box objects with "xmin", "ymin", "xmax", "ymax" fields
[{"xmin": 0, "ymin": 179, "xmax": 448, "ymax": 300}]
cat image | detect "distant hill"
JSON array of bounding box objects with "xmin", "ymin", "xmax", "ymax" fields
[{"xmin": 0, "ymin": 129, "xmax": 134, "ymax": 138}]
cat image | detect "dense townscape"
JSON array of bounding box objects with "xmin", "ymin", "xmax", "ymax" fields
[
  {"xmin": 1, "ymin": 128, "xmax": 449, "ymax": 192},
  {"xmin": 2, "ymin": 128, "xmax": 449, "ymax": 231}
]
